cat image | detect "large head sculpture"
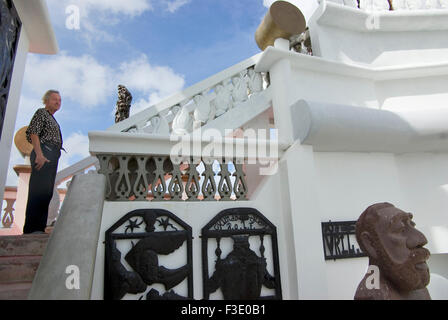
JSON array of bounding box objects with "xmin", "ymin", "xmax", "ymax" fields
[{"xmin": 356, "ymin": 202, "xmax": 430, "ymax": 293}]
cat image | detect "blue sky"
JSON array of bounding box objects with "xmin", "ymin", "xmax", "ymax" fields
[{"xmin": 7, "ymin": 0, "xmax": 318, "ymax": 186}]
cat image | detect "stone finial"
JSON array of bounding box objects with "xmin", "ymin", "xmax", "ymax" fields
[
  {"xmin": 354, "ymin": 202, "xmax": 431, "ymax": 300},
  {"xmin": 115, "ymin": 85, "xmax": 133, "ymax": 123}
]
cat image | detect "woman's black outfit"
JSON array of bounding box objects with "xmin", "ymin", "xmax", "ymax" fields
[{"xmin": 23, "ymin": 108, "xmax": 63, "ymax": 234}]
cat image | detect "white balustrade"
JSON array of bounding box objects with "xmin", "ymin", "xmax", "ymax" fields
[
  {"xmin": 324, "ymin": 0, "xmax": 448, "ymax": 10},
  {"xmin": 111, "ymin": 53, "xmax": 270, "ymax": 136}
]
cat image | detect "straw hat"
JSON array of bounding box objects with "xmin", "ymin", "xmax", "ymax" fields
[{"xmin": 14, "ymin": 126, "xmax": 33, "ymax": 157}]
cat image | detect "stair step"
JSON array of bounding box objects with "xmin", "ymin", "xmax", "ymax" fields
[
  {"xmin": 0, "ymin": 234, "xmax": 50, "ymax": 257},
  {"xmin": 0, "ymin": 256, "xmax": 42, "ymax": 283},
  {"xmin": 0, "ymin": 282, "xmax": 32, "ymax": 300}
]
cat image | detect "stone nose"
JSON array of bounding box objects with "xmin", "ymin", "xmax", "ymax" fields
[{"xmin": 406, "ymin": 227, "xmax": 428, "ymax": 249}]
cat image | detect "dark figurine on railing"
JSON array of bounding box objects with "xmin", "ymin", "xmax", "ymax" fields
[
  {"xmin": 354, "ymin": 202, "xmax": 431, "ymax": 300},
  {"xmin": 115, "ymin": 85, "xmax": 132, "ymax": 123}
]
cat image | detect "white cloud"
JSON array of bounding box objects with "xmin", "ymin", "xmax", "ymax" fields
[
  {"xmin": 79, "ymin": 0, "xmax": 153, "ymax": 16},
  {"xmin": 8, "ymin": 53, "xmax": 186, "ymax": 186},
  {"xmin": 14, "ymin": 96, "xmax": 43, "ymax": 130},
  {"xmin": 47, "ymin": 0, "xmax": 153, "ymax": 18},
  {"xmin": 24, "ymin": 53, "xmax": 114, "ymax": 108},
  {"xmin": 5, "ymin": 146, "xmax": 24, "ymax": 187},
  {"xmin": 116, "ymin": 54, "xmax": 185, "ymax": 116},
  {"xmin": 129, "ymin": 92, "xmax": 170, "ymax": 117},
  {"xmin": 22, "ymin": 53, "xmax": 185, "ymax": 113},
  {"xmin": 262, "ymin": 0, "xmax": 319, "ymax": 22},
  {"xmin": 58, "ymin": 132, "xmax": 91, "ymax": 171},
  {"xmin": 164, "ymin": 0, "xmax": 191, "ymax": 13},
  {"xmin": 117, "ymin": 54, "xmax": 185, "ymax": 97},
  {"xmin": 6, "ymin": 132, "xmax": 91, "ymax": 187},
  {"xmin": 46, "ymin": 0, "xmax": 153, "ymax": 46},
  {"xmin": 47, "ymin": 0, "xmax": 189, "ymax": 45}
]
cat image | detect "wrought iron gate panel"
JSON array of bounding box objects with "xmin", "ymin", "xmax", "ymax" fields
[
  {"xmin": 201, "ymin": 207, "xmax": 282, "ymax": 300},
  {"xmin": 0, "ymin": 0, "xmax": 21, "ymax": 140},
  {"xmin": 104, "ymin": 209, "xmax": 193, "ymax": 300}
]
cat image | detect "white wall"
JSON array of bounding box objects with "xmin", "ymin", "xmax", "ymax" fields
[
  {"xmin": 312, "ymin": 151, "xmax": 448, "ymax": 299},
  {"xmin": 90, "ymin": 169, "xmax": 300, "ymax": 300},
  {"xmin": 290, "ymin": 67, "xmax": 379, "ymax": 108},
  {"xmin": 309, "ymin": 2, "xmax": 448, "ymax": 67},
  {"xmin": 313, "ymin": 26, "xmax": 448, "ymax": 67},
  {"xmin": 376, "ymin": 75, "xmax": 448, "ymax": 111}
]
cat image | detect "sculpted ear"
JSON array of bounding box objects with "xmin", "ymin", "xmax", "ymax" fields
[{"xmin": 360, "ymin": 231, "xmax": 378, "ymax": 261}]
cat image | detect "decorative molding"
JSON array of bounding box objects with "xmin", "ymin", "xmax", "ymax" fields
[{"xmin": 96, "ymin": 154, "xmax": 248, "ymax": 202}]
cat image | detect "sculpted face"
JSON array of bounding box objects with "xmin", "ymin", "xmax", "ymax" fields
[{"xmin": 371, "ymin": 206, "xmax": 430, "ymax": 291}]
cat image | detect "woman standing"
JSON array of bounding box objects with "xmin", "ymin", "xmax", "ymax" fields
[{"xmin": 23, "ymin": 90, "xmax": 64, "ymax": 234}]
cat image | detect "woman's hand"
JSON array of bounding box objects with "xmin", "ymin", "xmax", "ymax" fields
[
  {"xmin": 35, "ymin": 153, "xmax": 50, "ymax": 170},
  {"xmin": 30, "ymin": 134, "xmax": 50, "ymax": 170}
]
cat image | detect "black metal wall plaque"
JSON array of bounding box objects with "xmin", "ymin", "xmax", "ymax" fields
[
  {"xmin": 201, "ymin": 208, "xmax": 282, "ymax": 300},
  {"xmin": 321, "ymin": 220, "xmax": 367, "ymax": 260},
  {"xmin": 104, "ymin": 209, "xmax": 193, "ymax": 300},
  {"xmin": 0, "ymin": 0, "xmax": 21, "ymax": 140}
]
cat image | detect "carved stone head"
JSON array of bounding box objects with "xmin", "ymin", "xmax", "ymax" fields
[{"xmin": 356, "ymin": 203, "xmax": 430, "ymax": 293}]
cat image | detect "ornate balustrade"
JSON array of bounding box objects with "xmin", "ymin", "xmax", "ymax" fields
[
  {"xmin": 108, "ymin": 53, "xmax": 270, "ymax": 136},
  {"xmin": 96, "ymin": 154, "xmax": 247, "ymax": 202},
  {"xmin": 1, "ymin": 187, "xmax": 16, "ymax": 228},
  {"xmin": 325, "ymin": 0, "xmax": 448, "ymax": 10}
]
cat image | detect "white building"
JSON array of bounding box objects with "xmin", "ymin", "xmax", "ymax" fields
[
  {"xmin": 0, "ymin": 0, "xmax": 58, "ymax": 203},
  {"xmin": 28, "ymin": 0, "xmax": 448, "ymax": 300}
]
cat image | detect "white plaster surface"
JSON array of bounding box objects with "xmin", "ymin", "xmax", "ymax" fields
[
  {"xmin": 29, "ymin": 173, "xmax": 106, "ymax": 300},
  {"xmin": 85, "ymin": 0, "xmax": 448, "ymax": 300},
  {"xmin": 90, "ymin": 170, "xmax": 298, "ymax": 300}
]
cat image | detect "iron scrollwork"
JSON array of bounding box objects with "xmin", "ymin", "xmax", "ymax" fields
[
  {"xmin": 104, "ymin": 209, "xmax": 193, "ymax": 300},
  {"xmin": 0, "ymin": 0, "xmax": 21, "ymax": 140},
  {"xmin": 321, "ymin": 220, "xmax": 367, "ymax": 260},
  {"xmin": 201, "ymin": 208, "xmax": 282, "ymax": 300}
]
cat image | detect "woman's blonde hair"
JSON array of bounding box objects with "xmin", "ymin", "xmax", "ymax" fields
[{"xmin": 42, "ymin": 90, "xmax": 60, "ymax": 104}]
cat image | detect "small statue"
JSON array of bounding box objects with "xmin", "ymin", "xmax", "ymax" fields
[
  {"xmin": 115, "ymin": 85, "xmax": 132, "ymax": 123},
  {"xmin": 354, "ymin": 203, "xmax": 431, "ymax": 300}
]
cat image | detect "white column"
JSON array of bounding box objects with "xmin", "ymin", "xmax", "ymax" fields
[
  {"xmin": 0, "ymin": 28, "xmax": 29, "ymax": 203},
  {"xmin": 12, "ymin": 163, "xmax": 31, "ymax": 234},
  {"xmin": 283, "ymin": 142, "xmax": 328, "ymax": 299},
  {"xmin": 269, "ymin": 38, "xmax": 296, "ymax": 146}
]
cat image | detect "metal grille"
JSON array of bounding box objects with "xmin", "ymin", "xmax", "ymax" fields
[
  {"xmin": 0, "ymin": 0, "xmax": 21, "ymax": 140},
  {"xmin": 104, "ymin": 209, "xmax": 193, "ymax": 300},
  {"xmin": 201, "ymin": 208, "xmax": 282, "ymax": 300}
]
